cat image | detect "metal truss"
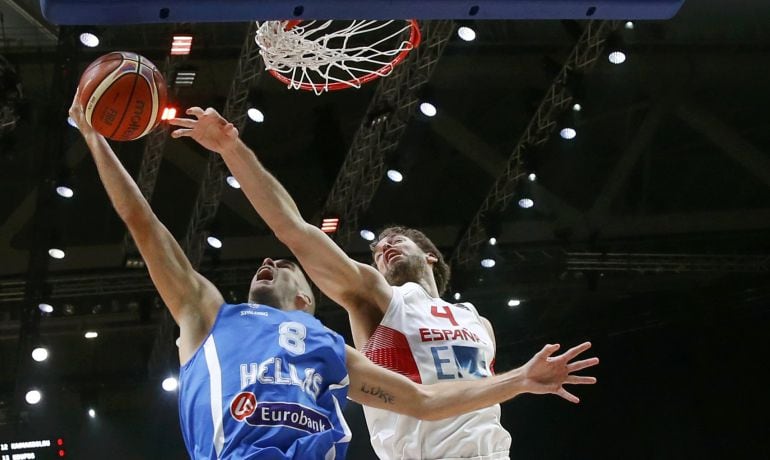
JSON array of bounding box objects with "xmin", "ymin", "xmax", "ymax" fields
[
  {"xmin": 566, "ymin": 252, "xmax": 770, "ymax": 273},
  {"xmin": 321, "ymin": 20, "xmax": 455, "ymax": 246},
  {"xmin": 147, "ymin": 22, "xmax": 264, "ymax": 376},
  {"xmin": 450, "ymin": 20, "xmax": 621, "ymax": 267}
]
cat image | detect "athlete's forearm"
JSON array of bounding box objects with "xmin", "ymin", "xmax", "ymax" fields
[
  {"xmin": 418, "ymin": 369, "xmax": 527, "ymax": 421},
  {"xmin": 219, "ymin": 140, "xmax": 307, "ymax": 239}
]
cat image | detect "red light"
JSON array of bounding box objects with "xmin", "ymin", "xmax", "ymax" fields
[
  {"xmin": 58, "ymin": 449, "xmax": 66, "ymax": 457},
  {"xmin": 161, "ymin": 107, "xmax": 177, "ymax": 121},
  {"xmin": 171, "ymin": 35, "xmax": 193, "ymax": 55},
  {"xmin": 57, "ymin": 438, "xmax": 64, "ymax": 446},
  {"xmin": 321, "ymin": 217, "xmax": 339, "ymax": 234}
]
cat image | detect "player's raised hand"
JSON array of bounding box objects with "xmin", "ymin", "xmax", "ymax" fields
[
  {"xmin": 520, "ymin": 342, "xmax": 599, "ymax": 404},
  {"xmin": 169, "ymin": 107, "xmax": 239, "ymax": 153}
]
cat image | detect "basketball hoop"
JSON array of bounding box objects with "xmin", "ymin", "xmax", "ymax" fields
[{"xmin": 256, "ymin": 19, "xmax": 421, "ymax": 95}]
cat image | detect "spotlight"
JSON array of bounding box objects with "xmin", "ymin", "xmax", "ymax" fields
[
  {"xmin": 488, "ymin": 237, "xmax": 497, "ymax": 246},
  {"xmin": 608, "ymin": 51, "xmax": 626, "ymax": 65},
  {"xmin": 162, "ymin": 377, "xmax": 178, "ymax": 392},
  {"xmin": 88, "ymin": 408, "xmax": 96, "ymax": 418},
  {"xmin": 174, "ymin": 70, "xmax": 197, "ymax": 87},
  {"xmin": 321, "ymin": 217, "xmax": 339, "ymax": 234},
  {"xmin": 386, "ymin": 169, "xmax": 403, "ymax": 183},
  {"xmin": 79, "ymin": 32, "xmax": 99, "ymax": 48},
  {"xmin": 419, "ymin": 102, "xmax": 437, "ymax": 117},
  {"xmin": 67, "ymin": 117, "xmax": 78, "ymax": 128},
  {"xmin": 38, "ymin": 303, "xmax": 54, "ymax": 314},
  {"xmin": 247, "ymin": 108, "xmax": 265, "ymax": 123},
  {"xmin": 507, "ymin": 299, "xmax": 521, "ymax": 307},
  {"xmin": 572, "ymin": 103, "xmax": 582, "ymax": 112},
  {"xmin": 206, "ymin": 236, "xmax": 223, "ymax": 249},
  {"xmin": 226, "ymin": 175, "xmax": 241, "ymax": 189},
  {"xmin": 359, "ymin": 229, "xmax": 375, "ymax": 241},
  {"xmin": 453, "ymin": 292, "xmax": 461, "ymax": 300},
  {"xmin": 32, "ymin": 347, "xmax": 49, "ymax": 362},
  {"xmin": 84, "ymin": 331, "xmax": 98, "ymax": 339},
  {"xmin": 48, "ymin": 248, "xmax": 65, "ymax": 259},
  {"xmin": 518, "ymin": 198, "xmax": 534, "ymax": 209},
  {"xmin": 528, "ymin": 173, "xmax": 537, "ymax": 182},
  {"xmin": 625, "ymin": 21, "xmax": 635, "ymax": 30},
  {"xmin": 56, "ymin": 186, "xmax": 74, "ymax": 198},
  {"xmin": 480, "ymin": 258, "xmax": 496, "ymax": 268},
  {"xmin": 161, "ymin": 107, "xmax": 177, "ymax": 121},
  {"xmin": 560, "ymin": 128, "xmax": 577, "ymax": 140},
  {"xmin": 25, "ymin": 390, "xmax": 42, "ymax": 405},
  {"xmin": 457, "ymin": 26, "xmax": 476, "ymax": 41}
]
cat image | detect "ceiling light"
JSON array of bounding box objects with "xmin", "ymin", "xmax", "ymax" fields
[
  {"xmin": 625, "ymin": 21, "xmax": 635, "ymax": 30},
  {"xmin": 25, "ymin": 390, "xmax": 42, "ymax": 405},
  {"xmin": 507, "ymin": 299, "xmax": 521, "ymax": 307},
  {"xmin": 84, "ymin": 331, "xmax": 98, "ymax": 339},
  {"xmin": 171, "ymin": 34, "xmax": 193, "ymax": 55},
  {"xmin": 32, "ymin": 347, "xmax": 48, "ymax": 362},
  {"xmin": 572, "ymin": 103, "xmax": 582, "ymax": 112},
  {"xmin": 321, "ymin": 217, "xmax": 339, "ymax": 234},
  {"xmin": 480, "ymin": 258, "xmax": 496, "ymax": 268},
  {"xmin": 174, "ymin": 70, "xmax": 197, "ymax": 87},
  {"xmin": 457, "ymin": 26, "xmax": 476, "ymax": 41},
  {"xmin": 162, "ymin": 377, "xmax": 178, "ymax": 392},
  {"xmin": 247, "ymin": 108, "xmax": 264, "ymax": 123},
  {"xmin": 518, "ymin": 198, "xmax": 534, "ymax": 209},
  {"xmin": 528, "ymin": 173, "xmax": 537, "ymax": 182},
  {"xmin": 79, "ymin": 32, "xmax": 99, "ymax": 47},
  {"xmin": 386, "ymin": 169, "xmax": 403, "ymax": 183},
  {"xmin": 608, "ymin": 51, "xmax": 626, "ymax": 64},
  {"xmin": 226, "ymin": 175, "xmax": 241, "ymax": 189},
  {"xmin": 38, "ymin": 303, "xmax": 54, "ymax": 314},
  {"xmin": 206, "ymin": 236, "xmax": 223, "ymax": 249},
  {"xmin": 453, "ymin": 292, "xmax": 461, "ymax": 300},
  {"xmin": 360, "ymin": 229, "xmax": 375, "ymax": 241},
  {"xmin": 48, "ymin": 248, "xmax": 65, "ymax": 259},
  {"xmin": 88, "ymin": 408, "xmax": 96, "ymax": 418},
  {"xmin": 488, "ymin": 237, "xmax": 497, "ymax": 246},
  {"xmin": 56, "ymin": 186, "xmax": 74, "ymax": 198},
  {"xmin": 419, "ymin": 102, "xmax": 437, "ymax": 117},
  {"xmin": 67, "ymin": 117, "xmax": 78, "ymax": 128},
  {"xmin": 560, "ymin": 128, "xmax": 576, "ymax": 140}
]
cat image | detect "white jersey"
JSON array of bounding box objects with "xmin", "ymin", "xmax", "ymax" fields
[{"xmin": 361, "ymin": 283, "xmax": 511, "ymax": 460}]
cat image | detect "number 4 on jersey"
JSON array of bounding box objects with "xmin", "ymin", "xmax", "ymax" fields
[{"xmin": 430, "ymin": 305, "xmax": 458, "ymax": 326}]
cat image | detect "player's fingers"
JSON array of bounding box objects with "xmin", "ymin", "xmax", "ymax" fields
[
  {"xmin": 171, "ymin": 128, "xmax": 192, "ymax": 138},
  {"xmin": 186, "ymin": 107, "xmax": 205, "ymax": 118},
  {"xmin": 538, "ymin": 343, "xmax": 561, "ymax": 359},
  {"xmin": 224, "ymin": 123, "xmax": 239, "ymax": 137},
  {"xmin": 565, "ymin": 375, "xmax": 597, "ymax": 385},
  {"xmin": 561, "ymin": 341, "xmax": 592, "ymax": 361},
  {"xmin": 567, "ymin": 357, "xmax": 599, "ymax": 373},
  {"xmin": 168, "ymin": 117, "xmax": 196, "ymax": 128},
  {"xmin": 557, "ymin": 388, "xmax": 580, "ymax": 404}
]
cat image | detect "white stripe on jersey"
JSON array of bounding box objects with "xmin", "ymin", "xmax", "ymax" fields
[{"xmin": 203, "ymin": 335, "xmax": 225, "ymax": 458}]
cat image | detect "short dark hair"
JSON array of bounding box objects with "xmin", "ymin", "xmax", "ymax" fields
[{"xmin": 370, "ymin": 226, "xmax": 451, "ymax": 296}]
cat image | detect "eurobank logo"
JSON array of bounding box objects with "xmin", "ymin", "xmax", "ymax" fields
[
  {"xmin": 230, "ymin": 392, "xmax": 331, "ymax": 434},
  {"xmin": 230, "ymin": 391, "xmax": 258, "ymax": 421}
]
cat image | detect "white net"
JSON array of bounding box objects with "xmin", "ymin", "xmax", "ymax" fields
[{"xmin": 256, "ymin": 20, "xmax": 419, "ymax": 95}]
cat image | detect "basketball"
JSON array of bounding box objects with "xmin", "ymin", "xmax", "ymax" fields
[{"xmin": 77, "ymin": 51, "xmax": 167, "ymax": 141}]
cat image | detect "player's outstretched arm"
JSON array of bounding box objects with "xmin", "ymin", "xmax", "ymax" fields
[
  {"xmin": 346, "ymin": 342, "xmax": 599, "ymax": 420},
  {"xmin": 69, "ymin": 98, "xmax": 223, "ymax": 363},
  {"xmin": 168, "ymin": 108, "xmax": 392, "ymax": 316}
]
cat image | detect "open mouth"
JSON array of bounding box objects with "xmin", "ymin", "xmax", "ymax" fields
[
  {"xmin": 255, "ymin": 267, "xmax": 274, "ymax": 282},
  {"xmin": 384, "ymin": 249, "xmax": 402, "ymax": 265}
]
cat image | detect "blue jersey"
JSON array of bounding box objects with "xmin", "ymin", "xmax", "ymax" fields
[{"xmin": 179, "ymin": 303, "xmax": 351, "ymax": 459}]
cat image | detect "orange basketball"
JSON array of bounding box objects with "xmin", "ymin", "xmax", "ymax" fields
[{"xmin": 77, "ymin": 51, "xmax": 167, "ymax": 141}]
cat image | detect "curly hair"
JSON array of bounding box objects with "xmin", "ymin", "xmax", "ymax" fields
[{"xmin": 370, "ymin": 226, "xmax": 451, "ymax": 296}]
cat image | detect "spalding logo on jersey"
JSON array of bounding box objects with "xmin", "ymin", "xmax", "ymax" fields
[{"xmin": 230, "ymin": 391, "xmax": 331, "ymax": 433}]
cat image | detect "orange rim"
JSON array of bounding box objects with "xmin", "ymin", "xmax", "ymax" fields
[{"xmin": 267, "ymin": 19, "xmax": 422, "ymax": 92}]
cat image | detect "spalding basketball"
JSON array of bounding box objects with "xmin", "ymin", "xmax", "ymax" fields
[{"xmin": 77, "ymin": 51, "xmax": 167, "ymax": 141}]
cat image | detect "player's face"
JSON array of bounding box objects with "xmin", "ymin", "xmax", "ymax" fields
[
  {"xmin": 248, "ymin": 258, "xmax": 308, "ymax": 309},
  {"xmin": 373, "ymin": 235, "xmax": 428, "ymax": 285}
]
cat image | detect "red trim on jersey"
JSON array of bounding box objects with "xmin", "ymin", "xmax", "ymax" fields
[{"xmin": 362, "ymin": 325, "xmax": 422, "ymax": 383}]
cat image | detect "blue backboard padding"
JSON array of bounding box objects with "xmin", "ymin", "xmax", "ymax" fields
[{"xmin": 40, "ymin": 0, "xmax": 685, "ymax": 25}]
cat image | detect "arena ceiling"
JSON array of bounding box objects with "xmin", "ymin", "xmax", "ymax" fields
[{"xmin": 0, "ymin": 0, "xmax": 768, "ymax": 457}]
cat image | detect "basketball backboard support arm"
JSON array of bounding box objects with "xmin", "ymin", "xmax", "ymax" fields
[{"xmin": 40, "ymin": 0, "xmax": 685, "ymax": 25}]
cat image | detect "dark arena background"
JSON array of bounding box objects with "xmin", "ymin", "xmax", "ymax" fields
[{"xmin": 1, "ymin": 0, "xmax": 769, "ymax": 458}]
